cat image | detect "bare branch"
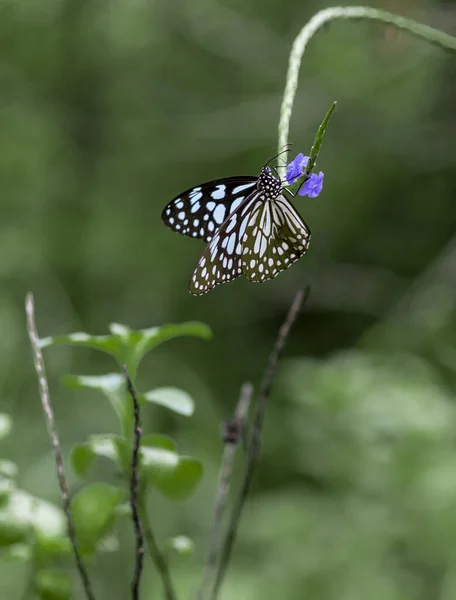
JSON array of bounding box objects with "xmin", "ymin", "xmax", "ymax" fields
[
  {"xmin": 197, "ymin": 382, "xmax": 253, "ymax": 600},
  {"xmin": 122, "ymin": 365, "xmax": 145, "ymax": 600},
  {"xmin": 25, "ymin": 293, "xmax": 96, "ymax": 600},
  {"xmin": 211, "ymin": 287, "xmax": 310, "ymax": 600}
]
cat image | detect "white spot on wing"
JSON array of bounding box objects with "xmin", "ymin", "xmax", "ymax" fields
[
  {"xmin": 231, "ymin": 198, "xmax": 244, "ymax": 212},
  {"xmin": 233, "ymin": 183, "xmax": 256, "ymax": 194},
  {"xmin": 211, "ymin": 185, "xmax": 226, "ymax": 200},
  {"xmin": 214, "ymin": 205, "xmax": 226, "ymax": 224}
]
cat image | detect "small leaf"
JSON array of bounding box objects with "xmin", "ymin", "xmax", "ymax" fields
[
  {"xmin": 166, "ymin": 535, "xmax": 194, "ymax": 557},
  {"xmin": 130, "ymin": 322, "xmax": 212, "ymax": 369},
  {"xmin": 140, "ymin": 437, "xmax": 202, "ymax": 500},
  {"xmin": 63, "ymin": 373, "xmax": 124, "ymax": 394},
  {"xmin": 141, "ymin": 388, "xmax": 194, "ymax": 416},
  {"xmin": 40, "ymin": 321, "xmax": 211, "ymax": 377},
  {"xmin": 151, "ymin": 456, "xmax": 203, "ymax": 502},
  {"xmin": 141, "ymin": 444, "xmax": 179, "ymax": 479},
  {"xmin": 71, "ymin": 483, "xmax": 126, "ymax": 554},
  {"xmin": 71, "ymin": 435, "xmax": 129, "ymax": 479},
  {"xmin": 0, "ymin": 491, "xmax": 65, "ymax": 548},
  {"xmin": 63, "ymin": 373, "xmax": 125, "ymax": 422},
  {"xmin": 0, "ymin": 414, "xmax": 12, "ymax": 440},
  {"xmin": 35, "ymin": 569, "xmax": 71, "ymax": 600},
  {"xmin": 70, "ymin": 444, "xmax": 95, "ymax": 479},
  {"xmin": 39, "ymin": 332, "xmax": 122, "ymax": 360},
  {"xmin": 35, "ymin": 535, "xmax": 71, "ymax": 561},
  {"xmin": 142, "ymin": 434, "xmax": 178, "ymax": 452},
  {"xmin": 0, "ymin": 510, "xmax": 30, "ymax": 546}
]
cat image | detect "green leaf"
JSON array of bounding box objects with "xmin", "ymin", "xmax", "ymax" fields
[
  {"xmin": 141, "ymin": 441, "xmax": 179, "ymax": 481},
  {"xmin": 39, "ymin": 332, "xmax": 122, "ymax": 360},
  {"xmin": 156, "ymin": 456, "xmax": 203, "ymax": 501},
  {"xmin": 0, "ymin": 414, "xmax": 12, "ymax": 440},
  {"xmin": 142, "ymin": 434, "xmax": 178, "ymax": 452},
  {"xmin": 166, "ymin": 535, "xmax": 194, "ymax": 557},
  {"xmin": 141, "ymin": 387, "xmax": 195, "ymax": 416},
  {"xmin": 63, "ymin": 372, "xmax": 124, "ymax": 394},
  {"xmin": 70, "ymin": 444, "xmax": 95, "ymax": 479},
  {"xmin": 35, "ymin": 569, "xmax": 71, "ymax": 600},
  {"xmin": 35, "ymin": 534, "xmax": 71, "ymax": 561},
  {"xmin": 0, "ymin": 491, "xmax": 66, "ymax": 551},
  {"xmin": 63, "ymin": 373, "xmax": 125, "ymax": 422},
  {"xmin": 71, "ymin": 435, "xmax": 129, "ymax": 478},
  {"xmin": 71, "ymin": 483, "xmax": 126, "ymax": 554},
  {"xmin": 0, "ymin": 508, "xmax": 30, "ymax": 546},
  {"xmin": 128, "ymin": 322, "xmax": 212, "ymax": 374},
  {"xmin": 140, "ymin": 436, "xmax": 203, "ymax": 500},
  {"xmin": 40, "ymin": 321, "xmax": 211, "ymax": 379},
  {"xmin": 148, "ymin": 455, "xmax": 203, "ymax": 502}
]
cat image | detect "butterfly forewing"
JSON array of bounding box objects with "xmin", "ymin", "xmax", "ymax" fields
[
  {"xmin": 162, "ymin": 176, "xmax": 257, "ymax": 243},
  {"xmin": 241, "ymin": 194, "xmax": 311, "ymax": 282},
  {"xmin": 189, "ymin": 195, "xmax": 259, "ymax": 295}
]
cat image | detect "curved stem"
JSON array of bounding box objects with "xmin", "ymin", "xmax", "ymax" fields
[
  {"xmin": 278, "ymin": 5, "xmax": 456, "ymax": 152},
  {"xmin": 139, "ymin": 495, "xmax": 177, "ymax": 600}
]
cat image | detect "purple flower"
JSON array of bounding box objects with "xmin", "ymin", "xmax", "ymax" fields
[
  {"xmin": 286, "ymin": 153, "xmax": 309, "ymax": 186},
  {"xmin": 285, "ymin": 152, "xmax": 324, "ymax": 198},
  {"xmin": 299, "ymin": 171, "xmax": 324, "ymax": 198}
]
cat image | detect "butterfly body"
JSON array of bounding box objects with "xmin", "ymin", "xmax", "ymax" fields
[{"xmin": 162, "ymin": 165, "xmax": 311, "ymax": 295}]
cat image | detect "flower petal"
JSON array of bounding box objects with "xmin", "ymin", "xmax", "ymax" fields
[
  {"xmin": 299, "ymin": 172, "xmax": 324, "ymax": 198},
  {"xmin": 286, "ymin": 153, "xmax": 309, "ymax": 186}
]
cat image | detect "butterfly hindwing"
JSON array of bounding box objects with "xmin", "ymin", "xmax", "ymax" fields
[
  {"xmin": 162, "ymin": 176, "xmax": 257, "ymax": 243},
  {"xmin": 241, "ymin": 194, "xmax": 311, "ymax": 282},
  {"xmin": 189, "ymin": 195, "xmax": 259, "ymax": 295}
]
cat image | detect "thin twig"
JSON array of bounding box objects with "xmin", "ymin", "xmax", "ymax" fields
[
  {"xmin": 139, "ymin": 496, "xmax": 177, "ymax": 600},
  {"xmin": 210, "ymin": 287, "xmax": 310, "ymax": 600},
  {"xmin": 197, "ymin": 382, "xmax": 253, "ymax": 600},
  {"xmin": 25, "ymin": 293, "xmax": 96, "ymax": 600},
  {"xmin": 123, "ymin": 365, "xmax": 145, "ymax": 600}
]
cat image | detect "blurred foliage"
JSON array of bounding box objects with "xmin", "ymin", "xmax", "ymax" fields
[
  {"xmin": 0, "ymin": 317, "xmax": 206, "ymax": 598},
  {"xmin": 1, "ymin": 0, "xmax": 456, "ymax": 598}
]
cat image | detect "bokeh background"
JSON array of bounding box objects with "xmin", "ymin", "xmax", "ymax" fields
[{"xmin": 1, "ymin": 0, "xmax": 456, "ymax": 597}]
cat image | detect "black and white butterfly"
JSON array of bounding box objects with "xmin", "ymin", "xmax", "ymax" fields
[{"xmin": 161, "ymin": 164, "xmax": 311, "ymax": 295}]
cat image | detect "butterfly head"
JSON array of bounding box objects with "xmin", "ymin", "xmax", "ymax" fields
[{"xmin": 258, "ymin": 166, "xmax": 283, "ymax": 198}]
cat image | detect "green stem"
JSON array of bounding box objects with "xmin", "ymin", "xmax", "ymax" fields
[
  {"xmin": 139, "ymin": 495, "xmax": 177, "ymax": 600},
  {"xmin": 278, "ymin": 5, "xmax": 456, "ymax": 153}
]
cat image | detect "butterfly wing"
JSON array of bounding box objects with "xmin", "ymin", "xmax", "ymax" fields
[
  {"xmin": 241, "ymin": 194, "xmax": 311, "ymax": 282},
  {"xmin": 162, "ymin": 176, "xmax": 258, "ymax": 243},
  {"xmin": 189, "ymin": 193, "xmax": 260, "ymax": 295}
]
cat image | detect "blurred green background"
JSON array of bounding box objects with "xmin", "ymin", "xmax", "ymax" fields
[{"xmin": 1, "ymin": 0, "xmax": 456, "ymax": 597}]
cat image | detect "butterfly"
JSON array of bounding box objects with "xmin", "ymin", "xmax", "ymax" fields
[{"xmin": 161, "ymin": 163, "xmax": 311, "ymax": 295}]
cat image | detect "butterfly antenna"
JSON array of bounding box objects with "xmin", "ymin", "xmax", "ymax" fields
[
  {"xmin": 272, "ymin": 166, "xmax": 283, "ymax": 182},
  {"xmin": 264, "ymin": 143, "xmax": 293, "ymax": 168}
]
